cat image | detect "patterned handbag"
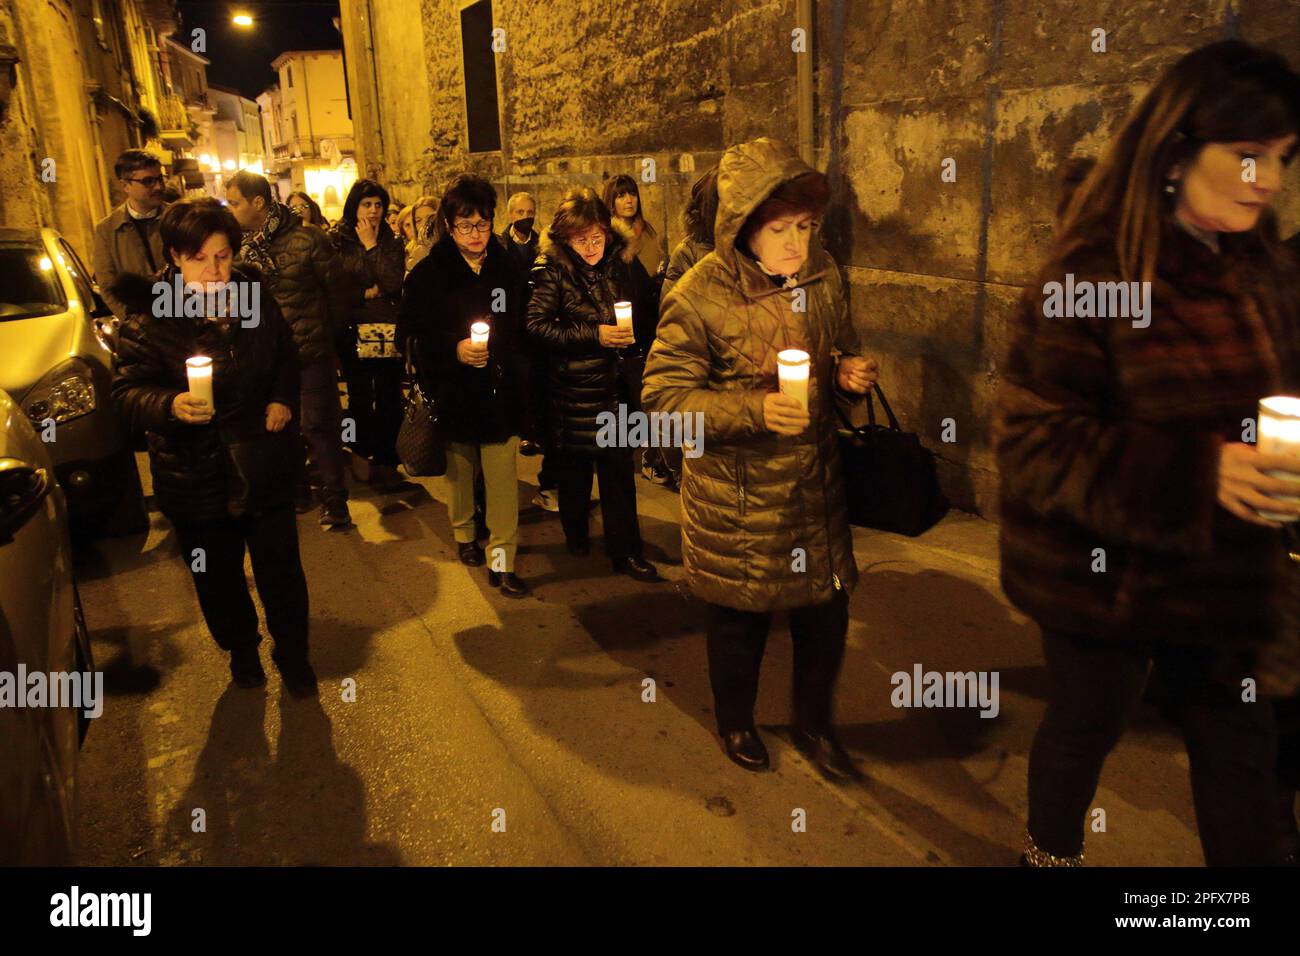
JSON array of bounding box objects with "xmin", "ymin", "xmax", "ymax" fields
[
  {"xmin": 356, "ymin": 322, "xmax": 400, "ymax": 359},
  {"xmin": 395, "ymin": 345, "xmax": 446, "ymax": 477}
]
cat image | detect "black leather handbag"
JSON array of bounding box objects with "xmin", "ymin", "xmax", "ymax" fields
[
  {"xmin": 835, "ymin": 383, "xmax": 949, "ymax": 536},
  {"xmin": 395, "ymin": 352, "xmax": 446, "ymax": 478}
]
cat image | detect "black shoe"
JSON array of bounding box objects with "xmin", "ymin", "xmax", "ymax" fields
[
  {"xmin": 612, "ymin": 555, "xmax": 659, "ymax": 582},
  {"xmin": 519, "ymin": 439, "xmax": 542, "ymax": 457},
  {"xmin": 319, "ymin": 498, "xmax": 352, "ymax": 528},
  {"xmin": 230, "ymin": 645, "xmax": 266, "ymax": 689},
  {"xmin": 722, "ymin": 729, "xmax": 770, "ymax": 772},
  {"xmin": 458, "ymin": 541, "xmax": 485, "ymax": 566},
  {"xmin": 488, "ymin": 570, "xmax": 531, "ymax": 598},
  {"xmin": 791, "ymin": 726, "xmax": 862, "ymax": 782},
  {"xmin": 272, "ymin": 653, "xmax": 319, "ymax": 699},
  {"xmin": 566, "ymin": 538, "xmax": 590, "ymax": 556}
]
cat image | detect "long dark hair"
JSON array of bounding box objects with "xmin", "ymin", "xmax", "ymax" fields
[
  {"xmin": 602, "ymin": 173, "xmax": 645, "ymax": 228},
  {"xmin": 1056, "ymin": 40, "xmax": 1300, "ymax": 284},
  {"xmin": 287, "ymin": 191, "xmax": 326, "ymax": 226},
  {"xmin": 341, "ymin": 178, "xmax": 392, "ymax": 230},
  {"xmin": 683, "ymin": 165, "xmax": 720, "ymax": 247}
]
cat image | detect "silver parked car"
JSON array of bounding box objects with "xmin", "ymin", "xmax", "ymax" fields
[
  {"xmin": 0, "ymin": 227, "xmax": 146, "ymax": 535},
  {"xmin": 0, "ymin": 388, "xmax": 92, "ymax": 864}
]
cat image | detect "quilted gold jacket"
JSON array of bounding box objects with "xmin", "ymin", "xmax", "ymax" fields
[{"xmin": 643, "ymin": 138, "xmax": 862, "ymax": 611}]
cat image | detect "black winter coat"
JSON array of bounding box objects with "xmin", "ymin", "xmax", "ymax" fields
[
  {"xmin": 109, "ymin": 264, "xmax": 301, "ymax": 523},
  {"xmin": 526, "ymin": 230, "xmax": 645, "ymax": 452},
  {"xmin": 329, "ymin": 222, "xmax": 405, "ymax": 339},
  {"xmin": 258, "ymin": 211, "xmax": 347, "ymax": 366},
  {"xmin": 399, "ymin": 234, "xmax": 529, "ymax": 445}
]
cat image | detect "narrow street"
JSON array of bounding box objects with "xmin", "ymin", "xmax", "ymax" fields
[{"xmin": 72, "ymin": 456, "xmax": 1205, "ymax": 866}]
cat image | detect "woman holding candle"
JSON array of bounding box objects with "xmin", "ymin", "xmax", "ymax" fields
[
  {"xmin": 330, "ymin": 179, "xmax": 410, "ymax": 494},
  {"xmin": 526, "ymin": 188, "xmax": 660, "ymax": 582},
  {"xmin": 996, "ymin": 41, "xmax": 1300, "ymax": 866},
  {"xmin": 109, "ymin": 197, "xmax": 318, "ymax": 697},
  {"xmin": 398, "ymin": 174, "xmax": 531, "ymax": 597},
  {"xmin": 643, "ymin": 138, "xmax": 878, "ymax": 775}
]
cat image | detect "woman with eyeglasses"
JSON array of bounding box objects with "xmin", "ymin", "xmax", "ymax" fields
[
  {"xmin": 330, "ymin": 179, "xmax": 410, "ymax": 493},
  {"xmin": 286, "ymin": 191, "xmax": 327, "ymax": 229},
  {"xmin": 526, "ymin": 188, "xmax": 660, "ymax": 583},
  {"xmin": 398, "ymin": 175, "xmax": 530, "ymax": 597}
]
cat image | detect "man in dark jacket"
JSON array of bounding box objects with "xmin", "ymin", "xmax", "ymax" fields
[{"xmin": 225, "ymin": 170, "xmax": 352, "ymax": 527}]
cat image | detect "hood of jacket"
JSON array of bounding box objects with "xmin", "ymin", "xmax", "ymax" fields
[{"xmin": 713, "ymin": 137, "xmax": 832, "ymax": 295}]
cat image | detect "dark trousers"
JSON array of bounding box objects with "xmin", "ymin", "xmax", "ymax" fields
[
  {"xmin": 552, "ymin": 447, "xmax": 642, "ymax": 562},
  {"xmin": 705, "ymin": 590, "xmax": 849, "ymax": 735},
  {"xmin": 1028, "ymin": 627, "xmax": 1289, "ymax": 865},
  {"xmin": 172, "ymin": 505, "xmax": 310, "ymax": 661},
  {"xmin": 299, "ymin": 357, "xmax": 347, "ymax": 501},
  {"xmin": 340, "ymin": 354, "xmax": 402, "ymax": 467}
]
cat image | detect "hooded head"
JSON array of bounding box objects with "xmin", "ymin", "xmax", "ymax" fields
[{"xmin": 713, "ymin": 138, "xmax": 831, "ymax": 285}]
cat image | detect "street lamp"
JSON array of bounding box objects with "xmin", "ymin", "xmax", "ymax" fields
[{"xmin": 232, "ymin": 13, "xmax": 253, "ymax": 28}]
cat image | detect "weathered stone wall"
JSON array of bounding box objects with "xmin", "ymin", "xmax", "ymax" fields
[{"xmin": 345, "ymin": 0, "xmax": 1300, "ymax": 515}]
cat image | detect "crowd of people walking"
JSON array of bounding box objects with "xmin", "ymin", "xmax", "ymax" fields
[{"xmin": 89, "ymin": 38, "xmax": 1300, "ymax": 866}]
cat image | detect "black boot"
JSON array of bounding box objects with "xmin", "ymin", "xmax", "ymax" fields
[
  {"xmin": 229, "ymin": 644, "xmax": 266, "ymax": 689},
  {"xmin": 721, "ymin": 729, "xmax": 770, "ymax": 772}
]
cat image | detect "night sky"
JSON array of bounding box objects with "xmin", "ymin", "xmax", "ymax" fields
[{"xmin": 177, "ymin": 0, "xmax": 343, "ymax": 99}]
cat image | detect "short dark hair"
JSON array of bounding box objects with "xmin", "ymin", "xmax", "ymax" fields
[
  {"xmin": 738, "ymin": 171, "xmax": 830, "ymax": 252},
  {"xmin": 547, "ymin": 187, "xmax": 615, "ymax": 247},
  {"xmin": 438, "ymin": 174, "xmax": 496, "ymax": 233},
  {"xmin": 160, "ymin": 197, "xmax": 242, "ymax": 262},
  {"xmin": 226, "ymin": 169, "xmax": 273, "ymax": 207},
  {"xmin": 115, "ymin": 149, "xmax": 161, "ymax": 180},
  {"xmin": 341, "ymin": 179, "xmax": 391, "ymax": 226}
]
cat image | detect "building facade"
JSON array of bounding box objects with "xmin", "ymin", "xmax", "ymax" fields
[{"xmin": 336, "ymin": 0, "xmax": 1300, "ymax": 515}]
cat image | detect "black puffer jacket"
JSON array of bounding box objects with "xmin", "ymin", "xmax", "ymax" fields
[
  {"xmin": 256, "ymin": 207, "xmax": 346, "ymax": 366},
  {"xmin": 526, "ymin": 228, "xmax": 644, "ymax": 451},
  {"xmin": 399, "ymin": 233, "xmax": 529, "ymax": 445},
  {"xmin": 109, "ymin": 264, "xmax": 300, "ymax": 523},
  {"xmin": 329, "ymin": 221, "xmax": 405, "ymax": 337}
]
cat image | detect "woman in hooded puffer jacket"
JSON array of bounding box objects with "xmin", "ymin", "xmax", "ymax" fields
[{"xmin": 643, "ymin": 138, "xmax": 878, "ymax": 776}]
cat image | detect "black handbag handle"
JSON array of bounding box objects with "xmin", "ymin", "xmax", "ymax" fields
[{"xmin": 835, "ymin": 382, "xmax": 901, "ymax": 435}]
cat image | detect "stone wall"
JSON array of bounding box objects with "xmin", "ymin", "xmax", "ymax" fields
[{"xmin": 344, "ymin": 0, "xmax": 1300, "ymax": 515}]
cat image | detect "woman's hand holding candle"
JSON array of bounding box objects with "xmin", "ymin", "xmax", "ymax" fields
[
  {"xmin": 837, "ymin": 355, "xmax": 879, "ymax": 394},
  {"xmin": 599, "ymin": 323, "xmax": 635, "ymax": 348},
  {"xmin": 172, "ymin": 392, "xmax": 214, "ymax": 425},
  {"xmin": 457, "ymin": 337, "xmax": 489, "ymax": 366},
  {"xmin": 1216, "ymin": 442, "xmax": 1300, "ymax": 527},
  {"xmin": 763, "ymin": 392, "xmax": 810, "ymax": 436}
]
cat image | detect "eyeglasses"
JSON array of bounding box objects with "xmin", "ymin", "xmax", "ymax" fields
[
  {"xmin": 452, "ymin": 220, "xmax": 494, "ymax": 236},
  {"xmin": 569, "ymin": 234, "xmax": 606, "ymax": 250},
  {"xmin": 126, "ymin": 175, "xmax": 165, "ymax": 188}
]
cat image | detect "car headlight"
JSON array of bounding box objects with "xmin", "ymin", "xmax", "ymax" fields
[{"xmin": 23, "ymin": 358, "xmax": 97, "ymax": 425}]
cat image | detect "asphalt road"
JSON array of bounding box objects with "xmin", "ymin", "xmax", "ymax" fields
[{"xmin": 71, "ymin": 452, "xmax": 1210, "ymax": 865}]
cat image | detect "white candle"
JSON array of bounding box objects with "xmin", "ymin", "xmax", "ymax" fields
[
  {"xmin": 186, "ymin": 356, "xmax": 214, "ymax": 408},
  {"xmin": 1257, "ymin": 395, "xmax": 1300, "ymax": 521},
  {"xmin": 613, "ymin": 300, "xmax": 633, "ymax": 332},
  {"xmin": 470, "ymin": 320, "xmax": 490, "ymax": 368},
  {"xmin": 777, "ymin": 349, "xmax": 810, "ymax": 411}
]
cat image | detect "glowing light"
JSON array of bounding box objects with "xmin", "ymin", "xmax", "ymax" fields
[
  {"xmin": 222, "ymin": 159, "xmax": 236, "ymax": 170},
  {"xmin": 232, "ymin": 14, "xmax": 253, "ymax": 27},
  {"xmin": 38, "ymin": 256, "xmax": 52, "ymax": 271}
]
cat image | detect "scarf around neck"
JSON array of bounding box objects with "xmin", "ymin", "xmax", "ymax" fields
[{"xmin": 239, "ymin": 202, "xmax": 288, "ymax": 280}]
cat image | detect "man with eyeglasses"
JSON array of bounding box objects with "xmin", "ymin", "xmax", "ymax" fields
[{"xmin": 93, "ymin": 149, "xmax": 172, "ymax": 319}]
